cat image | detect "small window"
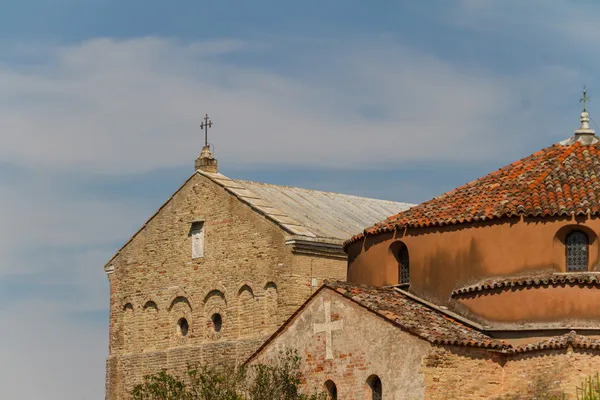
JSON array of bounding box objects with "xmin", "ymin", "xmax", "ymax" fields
[
  {"xmin": 566, "ymin": 230, "xmax": 589, "ymax": 271},
  {"xmin": 324, "ymin": 380, "xmax": 337, "ymax": 399},
  {"xmin": 191, "ymin": 221, "xmax": 205, "ymax": 258},
  {"xmin": 211, "ymin": 313, "xmax": 222, "ymax": 332},
  {"xmin": 177, "ymin": 318, "xmax": 189, "ymax": 337},
  {"xmin": 367, "ymin": 375, "xmax": 382, "ymax": 400},
  {"xmin": 391, "ymin": 242, "xmax": 410, "ymax": 285}
]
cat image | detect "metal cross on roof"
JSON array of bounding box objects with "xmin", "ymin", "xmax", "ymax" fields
[
  {"xmin": 200, "ymin": 113, "xmax": 213, "ymax": 146},
  {"xmin": 581, "ymin": 85, "xmax": 591, "ymax": 112}
]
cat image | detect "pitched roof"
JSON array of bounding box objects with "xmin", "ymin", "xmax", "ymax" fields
[
  {"xmin": 104, "ymin": 172, "xmax": 412, "ymax": 269},
  {"xmin": 246, "ymin": 281, "xmax": 600, "ymax": 364},
  {"xmin": 347, "ymin": 140, "xmax": 600, "ymax": 245},
  {"xmin": 201, "ymin": 171, "xmax": 413, "ymax": 242},
  {"xmin": 327, "ymin": 281, "xmax": 508, "ymax": 349}
]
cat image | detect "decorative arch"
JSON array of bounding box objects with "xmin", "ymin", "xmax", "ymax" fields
[
  {"xmin": 204, "ymin": 289, "xmax": 227, "ymax": 340},
  {"xmin": 143, "ymin": 300, "xmax": 158, "ymax": 310},
  {"xmin": 236, "ymin": 281, "xmax": 257, "ymax": 296},
  {"xmin": 263, "ymin": 282, "xmax": 278, "ymax": 332},
  {"xmin": 238, "ymin": 284, "xmax": 258, "ymax": 337},
  {"xmin": 166, "ymin": 288, "xmax": 193, "ymax": 311},
  {"xmin": 122, "ymin": 302, "xmax": 135, "ymax": 353},
  {"xmin": 204, "ymin": 289, "xmax": 226, "ymax": 304},
  {"xmin": 366, "ymin": 375, "xmax": 382, "ymax": 400},
  {"xmin": 142, "ymin": 300, "xmax": 159, "ymax": 349}
]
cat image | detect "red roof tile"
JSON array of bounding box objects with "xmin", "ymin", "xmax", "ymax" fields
[
  {"xmin": 326, "ymin": 281, "xmax": 509, "ymax": 349},
  {"xmin": 347, "ymin": 141, "xmax": 600, "ymax": 245},
  {"xmin": 509, "ymin": 330, "xmax": 600, "ymax": 353},
  {"xmin": 452, "ymin": 272, "xmax": 600, "ymax": 296}
]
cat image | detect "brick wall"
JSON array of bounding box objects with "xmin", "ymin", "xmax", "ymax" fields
[
  {"xmin": 105, "ymin": 173, "xmax": 347, "ymax": 399},
  {"xmin": 251, "ymin": 288, "xmax": 430, "ymax": 399}
]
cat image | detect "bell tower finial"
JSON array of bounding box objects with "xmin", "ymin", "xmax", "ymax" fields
[
  {"xmin": 195, "ymin": 113, "xmax": 218, "ymax": 173},
  {"xmin": 575, "ymin": 85, "xmax": 595, "ymax": 136}
]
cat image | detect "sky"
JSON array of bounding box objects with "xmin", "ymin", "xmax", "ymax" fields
[{"xmin": 1, "ymin": 0, "xmax": 600, "ymax": 398}]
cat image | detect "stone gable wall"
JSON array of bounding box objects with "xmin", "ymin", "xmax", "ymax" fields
[
  {"xmin": 105, "ymin": 173, "xmax": 347, "ymax": 399},
  {"xmin": 250, "ymin": 289, "xmax": 430, "ymax": 399}
]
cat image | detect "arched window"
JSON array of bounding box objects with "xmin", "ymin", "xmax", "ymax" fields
[
  {"xmin": 367, "ymin": 375, "xmax": 382, "ymax": 400},
  {"xmin": 324, "ymin": 380, "xmax": 337, "ymax": 400},
  {"xmin": 391, "ymin": 241, "xmax": 410, "ymax": 285},
  {"xmin": 566, "ymin": 230, "xmax": 589, "ymax": 271}
]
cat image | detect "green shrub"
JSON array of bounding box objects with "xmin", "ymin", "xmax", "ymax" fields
[{"xmin": 131, "ymin": 349, "xmax": 326, "ymax": 400}]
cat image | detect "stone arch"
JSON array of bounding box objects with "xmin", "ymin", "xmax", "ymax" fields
[
  {"xmin": 263, "ymin": 282, "xmax": 279, "ymax": 332},
  {"xmin": 204, "ymin": 289, "xmax": 227, "ymax": 340},
  {"xmin": 168, "ymin": 295, "xmax": 192, "ymax": 345},
  {"xmin": 142, "ymin": 300, "xmax": 159, "ymax": 350},
  {"xmin": 122, "ymin": 302, "xmax": 135, "ymax": 353},
  {"xmin": 165, "ymin": 288, "xmax": 194, "ymax": 311},
  {"xmin": 238, "ymin": 284, "xmax": 258, "ymax": 337},
  {"xmin": 168, "ymin": 296, "xmax": 192, "ymax": 312}
]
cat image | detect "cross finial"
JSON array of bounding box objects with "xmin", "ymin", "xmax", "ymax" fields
[
  {"xmin": 580, "ymin": 85, "xmax": 591, "ymax": 112},
  {"xmin": 200, "ymin": 113, "xmax": 213, "ymax": 147}
]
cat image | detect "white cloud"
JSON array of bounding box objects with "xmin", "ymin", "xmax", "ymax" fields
[
  {"xmin": 0, "ymin": 31, "xmax": 593, "ymax": 400},
  {"xmin": 0, "ymin": 36, "xmax": 539, "ymax": 175}
]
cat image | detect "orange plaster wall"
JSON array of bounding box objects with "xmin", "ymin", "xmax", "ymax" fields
[
  {"xmin": 457, "ymin": 285, "xmax": 600, "ymax": 324},
  {"xmin": 347, "ymin": 216, "xmax": 600, "ymax": 305}
]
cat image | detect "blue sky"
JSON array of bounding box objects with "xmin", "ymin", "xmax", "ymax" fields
[{"xmin": 1, "ymin": 1, "xmax": 599, "ymax": 398}]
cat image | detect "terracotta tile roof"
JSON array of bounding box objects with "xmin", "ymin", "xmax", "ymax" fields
[
  {"xmin": 346, "ymin": 141, "xmax": 600, "ymax": 245},
  {"xmin": 452, "ymin": 272, "xmax": 600, "ymax": 297},
  {"xmin": 326, "ymin": 281, "xmax": 509, "ymax": 349},
  {"xmin": 509, "ymin": 331, "xmax": 600, "ymax": 353}
]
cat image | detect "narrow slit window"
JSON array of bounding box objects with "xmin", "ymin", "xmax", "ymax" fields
[
  {"xmin": 324, "ymin": 380, "xmax": 337, "ymax": 400},
  {"xmin": 399, "ymin": 246, "xmax": 410, "ymax": 285},
  {"xmin": 191, "ymin": 221, "xmax": 205, "ymax": 259},
  {"xmin": 566, "ymin": 230, "xmax": 589, "ymax": 271},
  {"xmin": 367, "ymin": 375, "xmax": 382, "ymax": 400}
]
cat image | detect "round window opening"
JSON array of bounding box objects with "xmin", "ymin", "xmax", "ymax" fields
[
  {"xmin": 211, "ymin": 313, "xmax": 222, "ymax": 332},
  {"xmin": 177, "ymin": 318, "xmax": 189, "ymax": 337}
]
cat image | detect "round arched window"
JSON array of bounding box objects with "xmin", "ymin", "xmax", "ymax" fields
[
  {"xmin": 566, "ymin": 230, "xmax": 589, "ymax": 271},
  {"xmin": 390, "ymin": 241, "xmax": 409, "ymax": 285},
  {"xmin": 177, "ymin": 318, "xmax": 189, "ymax": 337},
  {"xmin": 367, "ymin": 375, "xmax": 382, "ymax": 400},
  {"xmin": 211, "ymin": 313, "xmax": 222, "ymax": 332},
  {"xmin": 324, "ymin": 380, "xmax": 337, "ymax": 399}
]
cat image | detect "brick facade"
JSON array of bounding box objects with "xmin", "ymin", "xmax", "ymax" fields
[
  {"xmin": 250, "ymin": 286, "xmax": 600, "ymax": 399},
  {"xmin": 104, "ymin": 173, "xmax": 347, "ymax": 399}
]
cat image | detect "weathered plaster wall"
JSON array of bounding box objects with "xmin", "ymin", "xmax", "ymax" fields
[
  {"xmin": 347, "ymin": 216, "xmax": 600, "ymax": 325},
  {"xmin": 105, "ymin": 173, "xmax": 347, "ymax": 399},
  {"xmin": 251, "ymin": 289, "xmax": 431, "ymax": 400},
  {"xmin": 457, "ymin": 285, "xmax": 600, "ymax": 325}
]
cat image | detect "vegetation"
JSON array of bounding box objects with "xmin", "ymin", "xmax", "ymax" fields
[{"xmin": 131, "ymin": 349, "xmax": 326, "ymax": 400}]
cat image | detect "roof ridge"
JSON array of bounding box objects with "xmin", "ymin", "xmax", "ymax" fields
[
  {"xmin": 346, "ymin": 141, "xmax": 600, "ymax": 247},
  {"xmin": 234, "ymin": 178, "xmax": 411, "ymax": 205}
]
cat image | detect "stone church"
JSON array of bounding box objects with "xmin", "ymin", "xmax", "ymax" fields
[
  {"xmin": 103, "ymin": 127, "xmax": 412, "ymax": 398},
  {"xmin": 248, "ymin": 103, "xmax": 600, "ymax": 399}
]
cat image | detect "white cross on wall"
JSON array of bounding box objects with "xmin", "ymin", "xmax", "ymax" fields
[{"xmin": 313, "ymin": 299, "xmax": 344, "ymax": 360}]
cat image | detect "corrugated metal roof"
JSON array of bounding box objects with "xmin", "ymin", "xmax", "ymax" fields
[{"xmin": 200, "ymin": 171, "xmax": 413, "ymax": 242}]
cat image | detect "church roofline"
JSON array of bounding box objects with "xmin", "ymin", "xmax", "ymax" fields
[
  {"xmin": 244, "ymin": 281, "xmax": 600, "ymax": 365},
  {"xmin": 103, "ymin": 171, "xmax": 410, "ymax": 274}
]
